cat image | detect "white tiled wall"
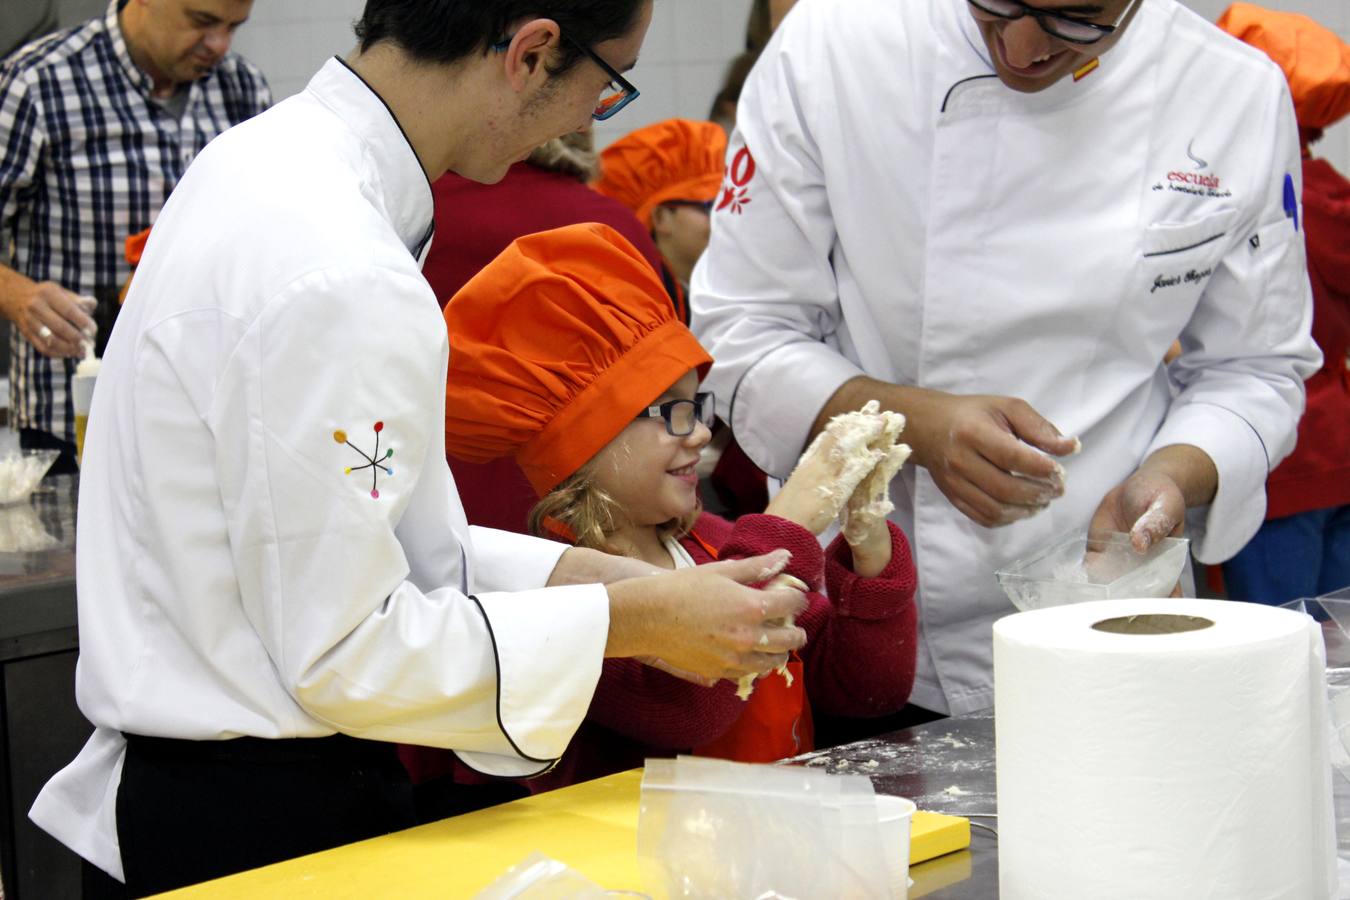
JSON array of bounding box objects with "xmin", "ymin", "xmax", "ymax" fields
[
  {"xmin": 231, "ymin": 0, "xmax": 1348, "ymax": 168},
  {"xmin": 589, "ymin": 0, "xmax": 754, "ymax": 147},
  {"xmin": 230, "ymin": 0, "xmax": 366, "ymax": 102},
  {"xmin": 229, "ymin": 0, "xmax": 754, "ymax": 145}
]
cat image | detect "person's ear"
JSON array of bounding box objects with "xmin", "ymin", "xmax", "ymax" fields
[
  {"xmin": 651, "ymin": 204, "xmax": 676, "ymax": 238},
  {"xmin": 500, "ymin": 19, "xmax": 562, "ymax": 92}
]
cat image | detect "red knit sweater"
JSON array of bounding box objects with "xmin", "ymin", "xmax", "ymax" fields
[{"xmin": 1265, "ymin": 157, "xmax": 1350, "ymax": 519}]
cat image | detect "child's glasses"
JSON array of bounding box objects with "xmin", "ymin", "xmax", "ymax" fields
[{"xmin": 636, "ymin": 393, "xmax": 716, "ymax": 436}]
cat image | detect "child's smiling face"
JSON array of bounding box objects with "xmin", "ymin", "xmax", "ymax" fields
[{"xmin": 587, "ymin": 369, "xmax": 711, "ymax": 529}]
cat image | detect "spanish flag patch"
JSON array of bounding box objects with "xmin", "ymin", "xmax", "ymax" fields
[{"xmin": 1073, "ymin": 58, "xmax": 1100, "ymax": 82}]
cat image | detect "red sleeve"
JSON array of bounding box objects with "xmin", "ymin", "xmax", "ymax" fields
[
  {"xmin": 807, "ymin": 522, "xmax": 919, "ymax": 717},
  {"xmin": 1302, "ymin": 159, "xmax": 1350, "ymax": 372},
  {"xmin": 584, "ymin": 658, "xmax": 744, "ymax": 748},
  {"xmin": 715, "ymin": 513, "xmax": 826, "ymax": 590},
  {"xmin": 713, "ymin": 514, "xmax": 915, "ymax": 715}
]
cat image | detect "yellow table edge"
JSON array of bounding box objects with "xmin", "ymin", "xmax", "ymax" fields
[{"xmin": 159, "ymin": 768, "xmax": 971, "ymax": 897}]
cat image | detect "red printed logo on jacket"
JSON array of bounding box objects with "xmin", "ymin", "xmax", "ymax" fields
[{"xmin": 716, "ymin": 146, "xmax": 756, "ymax": 215}]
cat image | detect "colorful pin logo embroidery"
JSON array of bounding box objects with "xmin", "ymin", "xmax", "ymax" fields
[{"xmin": 335, "ymin": 421, "xmax": 394, "ymax": 499}]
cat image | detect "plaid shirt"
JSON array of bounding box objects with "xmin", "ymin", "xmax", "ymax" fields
[{"xmin": 0, "ymin": 0, "xmax": 270, "ymax": 442}]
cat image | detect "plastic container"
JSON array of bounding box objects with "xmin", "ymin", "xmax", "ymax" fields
[
  {"xmin": 0, "ymin": 450, "xmax": 58, "ymax": 506},
  {"xmin": 996, "ymin": 530, "xmax": 1189, "ymax": 612},
  {"xmin": 876, "ymin": 794, "xmax": 916, "ymax": 899},
  {"xmin": 72, "ymin": 357, "xmax": 99, "ymax": 467}
]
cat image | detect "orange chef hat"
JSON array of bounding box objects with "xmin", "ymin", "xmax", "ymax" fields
[
  {"xmin": 444, "ymin": 222, "xmax": 713, "ymax": 495},
  {"xmin": 1218, "ymin": 3, "xmax": 1350, "ymax": 132},
  {"xmin": 594, "ymin": 119, "xmax": 728, "ymax": 230},
  {"xmin": 124, "ymin": 227, "xmax": 151, "ymax": 267}
]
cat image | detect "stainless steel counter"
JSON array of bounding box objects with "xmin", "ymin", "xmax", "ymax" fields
[
  {"xmin": 0, "ymin": 473, "xmax": 88, "ymax": 899},
  {"xmin": 0, "ymin": 473, "xmax": 78, "ymax": 659},
  {"xmin": 791, "ymin": 711, "xmax": 999, "ymax": 898}
]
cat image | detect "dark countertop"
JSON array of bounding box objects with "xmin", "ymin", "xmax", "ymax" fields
[
  {"xmin": 791, "ymin": 710, "xmax": 999, "ymax": 898},
  {"xmin": 0, "ymin": 473, "xmax": 79, "ymax": 660}
]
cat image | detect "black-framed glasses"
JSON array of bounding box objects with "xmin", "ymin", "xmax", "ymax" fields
[
  {"xmin": 636, "ymin": 392, "xmax": 715, "ymax": 436},
  {"xmin": 663, "ymin": 199, "xmax": 715, "ymax": 215},
  {"xmin": 966, "ymin": 0, "xmax": 1139, "ymax": 44},
  {"xmin": 491, "ymin": 33, "xmax": 640, "ymax": 121}
]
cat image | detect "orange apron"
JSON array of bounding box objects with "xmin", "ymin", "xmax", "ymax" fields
[{"xmin": 686, "ymin": 530, "xmax": 815, "ymax": 763}]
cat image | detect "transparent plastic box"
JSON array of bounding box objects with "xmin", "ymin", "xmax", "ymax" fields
[
  {"xmin": 0, "ymin": 449, "xmax": 58, "ymax": 506},
  {"xmin": 996, "ymin": 530, "xmax": 1190, "ymax": 612}
]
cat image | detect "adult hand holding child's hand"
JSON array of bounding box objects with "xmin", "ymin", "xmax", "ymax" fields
[{"xmin": 605, "ymin": 550, "xmax": 808, "ymax": 684}]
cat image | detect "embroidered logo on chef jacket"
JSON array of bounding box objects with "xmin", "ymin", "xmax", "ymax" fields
[
  {"xmin": 334, "ymin": 422, "xmax": 395, "ymax": 499},
  {"xmin": 715, "ymin": 146, "xmax": 756, "ymax": 215},
  {"xmin": 1150, "ymin": 139, "xmax": 1231, "ymax": 199}
]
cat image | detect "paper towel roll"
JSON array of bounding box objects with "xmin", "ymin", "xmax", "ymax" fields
[{"xmin": 994, "ymin": 598, "xmax": 1335, "ymax": 900}]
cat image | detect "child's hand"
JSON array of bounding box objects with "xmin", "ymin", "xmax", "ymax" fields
[
  {"xmin": 767, "ymin": 401, "xmax": 891, "ymax": 534},
  {"xmin": 840, "ymin": 407, "xmax": 910, "ymax": 575}
]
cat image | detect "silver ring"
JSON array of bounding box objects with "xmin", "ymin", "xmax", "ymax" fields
[{"xmin": 36, "ymin": 325, "xmax": 52, "ymax": 341}]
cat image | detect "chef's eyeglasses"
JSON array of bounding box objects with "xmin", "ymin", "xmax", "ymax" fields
[
  {"xmin": 636, "ymin": 393, "xmax": 716, "ymax": 436},
  {"xmin": 491, "ymin": 33, "xmax": 640, "ymax": 121},
  {"xmin": 966, "ymin": 0, "xmax": 1140, "ymax": 44},
  {"xmin": 663, "ymin": 199, "xmax": 715, "ymax": 215}
]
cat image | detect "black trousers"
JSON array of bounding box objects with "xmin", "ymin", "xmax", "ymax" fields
[{"xmin": 95, "ymin": 733, "xmax": 416, "ymax": 897}]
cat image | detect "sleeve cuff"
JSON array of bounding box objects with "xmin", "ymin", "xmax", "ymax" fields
[
  {"xmin": 730, "ymin": 343, "xmax": 865, "ymax": 479},
  {"xmin": 468, "ymin": 583, "xmax": 609, "ymax": 762},
  {"xmin": 468, "ymin": 525, "xmax": 569, "ymax": 594},
  {"xmin": 1145, "ymin": 402, "xmax": 1270, "ymax": 564},
  {"xmin": 824, "ymin": 522, "xmax": 918, "ymax": 619}
]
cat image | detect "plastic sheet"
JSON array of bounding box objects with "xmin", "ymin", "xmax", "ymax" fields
[
  {"xmin": 474, "ymin": 852, "xmax": 616, "ymax": 899},
  {"xmin": 638, "ymin": 755, "xmax": 895, "ymax": 899}
]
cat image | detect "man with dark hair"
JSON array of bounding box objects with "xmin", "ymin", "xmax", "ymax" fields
[
  {"xmin": 353, "ymin": 0, "xmax": 646, "ymax": 71},
  {"xmin": 31, "ymin": 1, "xmax": 809, "ymax": 895}
]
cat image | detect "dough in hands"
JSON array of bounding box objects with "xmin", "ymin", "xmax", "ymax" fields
[
  {"xmin": 840, "ymin": 407, "xmax": 911, "ymax": 546},
  {"xmin": 791, "ymin": 400, "xmax": 888, "ymax": 525},
  {"xmin": 736, "ymin": 573, "xmax": 808, "ymax": 701}
]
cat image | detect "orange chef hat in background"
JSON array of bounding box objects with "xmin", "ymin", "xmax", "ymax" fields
[
  {"xmin": 594, "ymin": 119, "xmax": 728, "ymax": 229},
  {"xmin": 119, "ymin": 227, "xmax": 153, "ymax": 304},
  {"xmin": 1218, "ymin": 3, "xmax": 1350, "ymax": 134},
  {"xmin": 444, "ymin": 222, "xmax": 713, "ymax": 496},
  {"xmin": 124, "ymin": 227, "xmax": 151, "ymax": 267}
]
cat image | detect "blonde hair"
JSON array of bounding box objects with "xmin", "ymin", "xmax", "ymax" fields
[
  {"xmin": 527, "ymin": 131, "xmax": 600, "ymax": 183},
  {"xmin": 528, "ymin": 464, "xmax": 701, "ymax": 554}
]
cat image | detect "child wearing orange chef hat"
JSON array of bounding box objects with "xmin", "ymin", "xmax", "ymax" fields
[
  {"xmin": 429, "ymin": 222, "xmax": 918, "ymax": 788},
  {"xmin": 1216, "ymin": 4, "xmax": 1350, "ymax": 604},
  {"xmin": 594, "ymin": 118, "xmax": 726, "ymax": 316},
  {"xmin": 596, "ymin": 117, "xmax": 770, "ymax": 520}
]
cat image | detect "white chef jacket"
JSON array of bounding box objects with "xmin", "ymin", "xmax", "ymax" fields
[
  {"xmin": 30, "ymin": 58, "xmax": 610, "ymax": 881},
  {"xmin": 692, "ymin": 0, "xmax": 1321, "ymax": 715}
]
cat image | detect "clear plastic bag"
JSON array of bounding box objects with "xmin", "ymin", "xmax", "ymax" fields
[
  {"xmin": 474, "ymin": 852, "xmax": 614, "ymax": 899},
  {"xmin": 637, "ymin": 755, "xmax": 893, "ymax": 899}
]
